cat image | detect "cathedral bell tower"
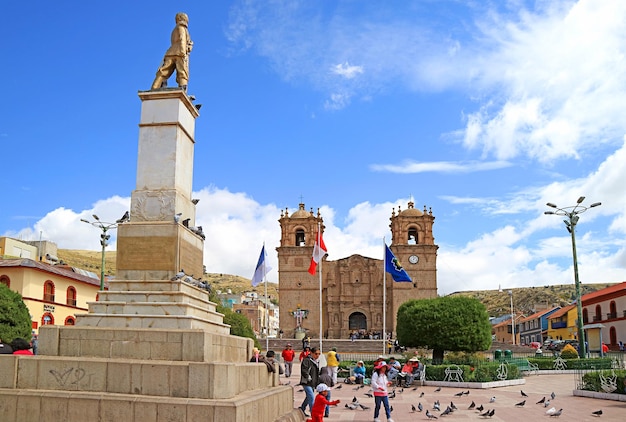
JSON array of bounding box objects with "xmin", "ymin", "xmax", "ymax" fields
[
  {"xmin": 388, "ymin": 201, "xmax": 438, "ymax": 331},
  {"xmin": 276, "ymin": 203, "xmax": 324, "ymax": 338}
]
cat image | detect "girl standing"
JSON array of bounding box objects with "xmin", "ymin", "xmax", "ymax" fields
[{"xmin": 371, "ymin": 361, "xmax": 393, "ymax": 422}]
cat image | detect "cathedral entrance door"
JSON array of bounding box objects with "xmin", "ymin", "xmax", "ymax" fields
[{"xmin": 349, "ymin": 312, "xmax": 367, "ymax": 331}]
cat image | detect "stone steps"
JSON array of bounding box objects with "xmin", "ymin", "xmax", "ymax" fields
[
  {"xmin": 0, "ymin": 386, "xmax": 297, "ymax": 422},
  {"xmin": 75, "ymin": 313, "xmax": 231, "ymax": 333},
  {"xmin": 88, "ymin": 300, "xmax": 224, "ymax": 322}
]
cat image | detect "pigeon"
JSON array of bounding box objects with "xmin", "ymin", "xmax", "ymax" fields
[
  {"xmin": 420, "ymin": 392, "xmax": 425, "ymax": 398},
  {"xmin": 418, "ymin": 402, "xmax": 423, "ymax": 412},
  {"xmin": 352, "ymin": 385, "xmax": 361, "ymax": 391},
  {"xmin": 116, "ymin": 211, "xmax": 130, "ymax": 223},
  {"xmin": 537, "ymin": 397, "xmax": 546, "ymax": 404},
  {"xmin": 464, "ymin": 390, "xmax": 470, "ymax": 395},
  {"xmin": 412, "ymin": 386, "xmax": 418, "ymax": 391},
  {"xmin": 521, "ymin": 390, "xmax": 528, "ymax": 397},
  {"xmin": 335, "ymin": 384, "xmax": 342, "ymax": 389},
  {"xmin": 390, "ymin": 405, "xmax": 394, "ymax": 413},
  {"xmin": 345, "ymin": 403, "xmax": 358, "ymax": 410},
  {"xmin": 515, "ymin": 400, "xmax": 526, "ymax": 407},
  {"xmin": 468, "ymin": 401, "xmax": 475, "ymax": 410},
  {"xmin": 545, "ymin": 407, "xmax": 557, "ymax": 415},
  {"xmin": 433, "ymin": 403, "xmax": 440, "ymax": 412},
  {"xmin": 450, "ymin": 402, "xmax": 457, "ymax": 411},
  {"xmin": 441, "ymin": 406, "xmax": 452, "ymax": 416},
  {"xmin": 352, "ymin": 396, "xmax": 358, "ymax": 403},
  {"xmin": 591, "ymin": 410, "xmax": 602, "ymax": 417},
  {"xmin": 544, "ymin": 400, "xmax": 551, "ymax": 408},
  {"xmin": 550, "ymin": 409, "xmax": 563, "ymax": 417},
  {"xmin": 411, "ymin": 404, "xmax": 417, "ymax": 413},
  {"xmin": 488, "ymin": 409, "xmax": 495, "ymax": 417},
  {"xmin": 174, "ymin": 212, "xmax": 182, "ymax": 223},
  {"xmin": 389, "ymin": 390, "xmax": 396, "ymax": 399},
  {"xmin": 476, "ymin": 404, "xmax": 484, "ymax": 412},
  {"xmin": 479, "ymin": 409, "xmax": 491, "ymax": 417},
  {"xmin": 551, "ymin": 392, "xmax": 556, "ymax": 400},
  {"xmin": 434, "ymin": 387, "xmax": 442, "ymax": 392},
  {"xmin": 489, "ymin": 396, "xmax": 496, "ymax": 403},
  {"xmin": 454, "ymin": 391, "xmax": 464, "ymax": 397},
  {"xmin": 426, "ymin": 409, "xmax": 439, "ymax": 419},
  {"xmin": 364, "ymin": 392, "xmax": 373, "ymax": 398}
]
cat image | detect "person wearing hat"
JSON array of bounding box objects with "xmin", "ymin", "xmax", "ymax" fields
[
  {"xmin": 371, "ymin": 361, "xmax": 394, "ymax": 422},
  {"xmin": 281, "ymin": 343, "xmax": 295, "ymax": 377},
  {"xmin": 306, "ymin": 383, "xmax": 339, "ymax": 422}
]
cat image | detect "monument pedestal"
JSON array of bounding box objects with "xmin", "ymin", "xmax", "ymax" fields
[{"xmin": 0, "ymin": 88, "xmax": 302, "ymax": 421}]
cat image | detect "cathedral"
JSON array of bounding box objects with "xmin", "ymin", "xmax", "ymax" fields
[{"xmin": 277, "ymin": 201, "xmax": 438, "ymax": 339}]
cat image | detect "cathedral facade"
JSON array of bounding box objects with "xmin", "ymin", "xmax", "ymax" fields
[{"xmin": 277, "ymin": 201, "xmax": 438, "ymax": 339}]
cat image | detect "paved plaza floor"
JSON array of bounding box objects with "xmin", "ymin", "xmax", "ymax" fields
[{"xmin": 286, "ymin": 363, "xmax": 625, "ymax": 421}]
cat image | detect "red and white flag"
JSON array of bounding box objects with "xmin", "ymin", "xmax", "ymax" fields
[{"xmin": 308, "ymin": 231, "xmax": 327, "ymax": 275}]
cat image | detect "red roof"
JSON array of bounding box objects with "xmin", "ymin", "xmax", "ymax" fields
[
  {"xmin": 548, "ymin": 304, "xmax": 575, "ymax": 319},
  {"xmin": 582, "ymin": 282, "xmax": 626, "ymax": 305},
  {"xmin": 519, "ymin": 307, "xmax": 559, "ymax": 323}
]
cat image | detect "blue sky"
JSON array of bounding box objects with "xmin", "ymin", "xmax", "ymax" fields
[{"xmin": 2, "ymin": 1, "xmax": 625, "ymax": 295}]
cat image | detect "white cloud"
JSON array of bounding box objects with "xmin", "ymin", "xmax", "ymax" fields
[
  {"xmin": 331, "ymin": 62, "xmax": 364, "ymax": 79},
  {"xmin": 371, "ymin": 160, "xmax": 512, "ymax": 174}
]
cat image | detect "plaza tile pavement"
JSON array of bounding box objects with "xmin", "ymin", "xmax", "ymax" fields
[{"xmin": 285, "ymin": 363, "xmax": 625, "ymax": 422}]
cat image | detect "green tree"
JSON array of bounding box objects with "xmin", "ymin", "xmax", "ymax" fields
[
  {"xmin": 397, "ymin": 296, "xmax": 492, "ymax": 363},
  {"xmin": 0, "ymin": 283, "xmax": 32, "ymax": 343}
]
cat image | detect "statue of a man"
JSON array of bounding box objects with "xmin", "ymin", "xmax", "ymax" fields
[{"xmin": 151, "ymin": 12, "xmax": 193, "ymax": 91}]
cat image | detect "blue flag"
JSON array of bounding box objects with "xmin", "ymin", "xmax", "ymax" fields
[
  {"xmin": 385, "ymin": 244, "xmax": 412, "ymax": 282},
  {"xmin": 251, "ymin": 245, "xmax": 272, "ymax": 287}
]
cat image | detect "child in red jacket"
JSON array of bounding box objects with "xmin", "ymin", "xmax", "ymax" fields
[{"xmin": 306, "ymin": 383, "xmax": 339, "ymax": 422}]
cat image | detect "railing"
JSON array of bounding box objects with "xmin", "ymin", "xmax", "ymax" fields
[
  {"xmin": 551, "ymin": 321, "xmax": 567, "ymax": 329},
  {"xmin": 607, "ymin": 312, "xmax": 617, "ymax": 320},
  {"xmin": 592, "ymin": 315, "xmax": 601, "ymax": 322}
]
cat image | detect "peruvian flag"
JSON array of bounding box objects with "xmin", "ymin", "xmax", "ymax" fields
[{"xmin": 307, "ymin": 231, "xmax": 327, "ymax": 275}]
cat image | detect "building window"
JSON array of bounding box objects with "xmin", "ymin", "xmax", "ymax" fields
[
  {"xmin": 64, "ymin": 316, "xmax": 76, "ymax": 326},
  {"xmin": 43, "ymin": 280, "xmax": 55, "ymax": 302},
  {"xmin": 408, "ymin": 227, "xmax": 418, "ymax": 244},
  {"xmin": 295, "ymin": 229, "xmax": 305, "ymax": 246},
  {"xmin": 42, "ymin": 313, "xmax": 54, "ymax": 326},
  {"xmin": 0, "ymin": 275, "xmax": 9, "ymax": 288},
  {"xmin": 595, "ymin": 305, "xmax": 602, "ymax": 322},
  {"xmin": 609, "ymin": 301, "xmax": 617, "ymax": 319},
  {"xmin": 583, "ymin": 308, "xmax": 589, "ymax": 324},
  {"xmin": 66, "ymin": 287, "xmax": 77, "ymax": 307}
]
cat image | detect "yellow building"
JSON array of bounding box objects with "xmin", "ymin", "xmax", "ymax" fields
[
  {"xmin": 547, "ymin": 304, "xmax": 578, "ymax": 340},
  {"xmin": 0, "ymin": 258, "xmax": 101, "ymax": 333}
]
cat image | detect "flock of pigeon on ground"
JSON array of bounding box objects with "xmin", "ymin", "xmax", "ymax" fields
[{"xmin": 296, "ymin": 383, "xmax": 605, "ymax": 419}]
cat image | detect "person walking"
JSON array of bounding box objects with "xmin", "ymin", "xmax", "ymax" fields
[
  {"xmin": 371, "ymin": 361, "xmax": 393, "ymax": 422},
  {"xmin": 281, "ymin": 343, "xmax": 295, "ymax": 377},
  {"xmin": 299, "ymin": 347, "xmax": 321, "ymax": 417},
  {"xmin": 325, "ymin": 347, "xmax": 340, "ymax": 385}
]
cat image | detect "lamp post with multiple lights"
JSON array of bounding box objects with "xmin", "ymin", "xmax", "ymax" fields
[
  {"xmin": 545, "ymin": 197, "xmax": 601, "ymax": 358},
  {"xmin": 80, "ymin": 212, "xmax": 129, "ymax": 291}
]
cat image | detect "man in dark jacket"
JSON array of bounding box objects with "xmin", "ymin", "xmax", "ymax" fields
[{"xmin": 299, "ymin": 347, "xmax": 321, "ymax": 417}]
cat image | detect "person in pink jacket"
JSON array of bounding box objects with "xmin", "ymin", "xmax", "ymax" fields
[{"xmin": 371, "ymin": 361, "xmax": 394, "ymax": 422}]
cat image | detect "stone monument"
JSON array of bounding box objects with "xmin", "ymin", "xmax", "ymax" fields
[{"xmin": 0, "ymin": 13, "xmax": 302, "ymax": 422}]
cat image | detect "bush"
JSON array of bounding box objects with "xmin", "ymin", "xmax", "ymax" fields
[
  {"xmin": 560, "ymin": 344, "xmax": 578, "ymax": 359},
  {"xmin": 581, "ymin": 370, "xmax": 626, "ymax": 394},
  {"xmin": 0, "ymin": 284, "xmax": 32, "ymax": 343}
]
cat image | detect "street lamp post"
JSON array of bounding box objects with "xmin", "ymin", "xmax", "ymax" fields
[
  {"xmin": 499, "ymin": 287, "xmax": 515, "ymax": 345},
  {"xmin": 545, "ymin": 197, "xmax": 601, "ymax": 358},
  {"xmin": 80, "ymin": 212, "xmax": 129, "ymax": 291}
]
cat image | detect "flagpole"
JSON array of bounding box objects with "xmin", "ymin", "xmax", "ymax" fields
[
  {"xmin": 263, "ymin": 242, "xmax": 269, "ymax": 352},
  {"xmin": 382, "ymin": 237, "xmax": 387, "ymax": 355},
  {"xmin": 318, "ymin": 222, "xmax": 323, "ymax": 354}
]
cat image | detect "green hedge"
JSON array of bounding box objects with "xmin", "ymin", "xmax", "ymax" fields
[
  {"xmin": 527, "ymin": 357, "xmax": 614, "ymax": 370},
  {"xmin": 581, "ymin": 370, "xmax": 626, "ymax": 394},
  {"xmin": 425, "ymin": 363, "xmax": 520, "ymax": 382}
]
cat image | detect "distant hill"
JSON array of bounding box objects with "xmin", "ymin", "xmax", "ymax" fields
[
  {"xmin": 57, "ymin": 249, "xmax": 278, "ymax": 299},
  {"xmin": 57, "ymin": 249, "xmax": 614, "ymax": 315}
]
